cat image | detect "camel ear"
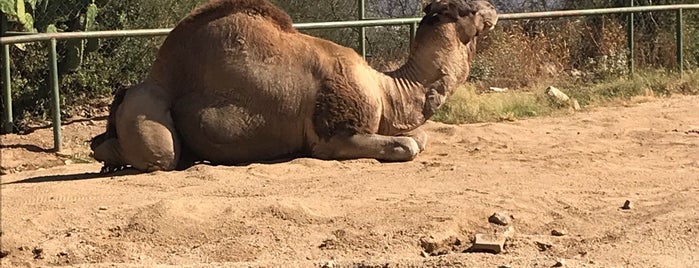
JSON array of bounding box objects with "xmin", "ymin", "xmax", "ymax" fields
[{"xmin": 423, "ymin": 0, "xmax": 472, "ymax": 22}]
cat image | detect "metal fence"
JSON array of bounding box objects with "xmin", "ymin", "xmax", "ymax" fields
[{"xmin": 1, "ymin": 2, "xmax": 699, "ymax": 152}]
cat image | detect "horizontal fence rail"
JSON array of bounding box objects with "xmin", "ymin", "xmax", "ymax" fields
[
  {"xmin": 3, "ymin": 4, "xmax": 699, "ymax": 45},
  {"xmin": 1, "ymin": 4, "xmax": 698, "ymax": 151}
]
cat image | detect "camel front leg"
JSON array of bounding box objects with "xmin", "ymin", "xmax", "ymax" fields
[
  {"xmin": 399, "ymin": 128, "xmax": 428, "ymax": 152},
  {"xmin": 311, "ymin": 134, "xmax": 421, "ymax": 162}
]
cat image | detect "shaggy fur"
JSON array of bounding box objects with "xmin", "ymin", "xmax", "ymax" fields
[{"xmin": 313, "ymin": 74, "xmax": 375, "ymax": 140}]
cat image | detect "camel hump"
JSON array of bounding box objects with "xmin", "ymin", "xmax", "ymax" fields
[{"xmin": 181, "ymin": 0, "xmax": 296, "ymax": 33}]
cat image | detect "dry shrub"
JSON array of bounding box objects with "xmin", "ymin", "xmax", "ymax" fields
[{"xmin": 471, "ymin": 16, "xmax": 630, "ymax": 91}]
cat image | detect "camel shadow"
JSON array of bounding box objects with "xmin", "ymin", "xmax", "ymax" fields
[
  {"xmin": 2, "ymin": 168, "xmax": 141, "ymax": 185},
  {"xmin": 0, "ymin": 143, "xmax": 54, "ymax": 153}
]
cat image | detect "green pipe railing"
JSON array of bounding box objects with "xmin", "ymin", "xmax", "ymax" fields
[
  {"xmin": 1, "ymin": 4, "xmax": 698, "ymax": 151},
  {"xmin": 628, "ymin": 0, "xmax": 635, "ymax": 77},
  {"xmin": 677, "ymin": 8, "xmax": 684, "ymax": 78},
  {"xmin": 358, "ymin": 0, "xmax": 366, "ymax": 59}
]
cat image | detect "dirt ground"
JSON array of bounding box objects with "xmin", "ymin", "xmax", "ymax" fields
[{"xmin": 1, "ymin": 95, "xmax": 698, "ymax": 267}]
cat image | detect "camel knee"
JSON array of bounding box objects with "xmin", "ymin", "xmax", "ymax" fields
[
  {"xmin": 92, "ymin": 138, "xmax": 126, "ymax": 167},
  {"xmin": 384, "ymin": 137, "xmax": 420, "ymax": 161},
  {"xmin": 112, "ymin": 82, "xmax": 181, "ymax": 172},
  {"xmin": 400, "ymin": 129, "xmax": 428, "ymax": 152}
]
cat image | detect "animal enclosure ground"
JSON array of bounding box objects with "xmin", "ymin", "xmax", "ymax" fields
[{"xmin": 1, "ymin": 95, "xmax": 698, "ymax": 267}]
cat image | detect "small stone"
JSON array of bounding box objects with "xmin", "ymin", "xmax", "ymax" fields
[
  {"xmin": 553, "ymin": 258, "xmax": 565, "ymax": 267},
  {"xmin": 488, "ymin": 212, "xmax": 511, "ymax": 226},
  {"xmin": 321, "ymin": 260, "xmax": 335, "ymax": 268},
  {"xmin": 64, "ymin": 159, "xmax": 74, "ymax": 165},
  {"xmin": 0, "ymin": 250, "xmax": 9, "ymax": 259},
  {"xmin": 469, "ymin": 233, "xmax": 505, "ymax": 254},
  {"xmin": 421, "ymin": 251, "xmax": 429, "ymax": 258},
  {"xmin": 32, "ymin": 247, "xmax": 44, "ymax": 259},
  {"xmin": 551, "ymin": 229, "xmax": 567, "ymax": 236},
  {"xmin": 535, "ymin": 241, "xmax": 553, "ymax": 252},
  {"xmin": 621, "ymin": 200, "xmax": 632, "ymax": 210},
  {"xmin": 571, "ymin": 99, "xmax": 581, "ymax": 110},
  {"xmin": 502, "ymin": 226, "xmax": 516, "ymax": 238},
  {"xmin": 546, "ymin": 86, "xmax": 570, "ymax": 103},
  {"xmin": 498, "ymin": 266, "xmax": 512, "ymax": 268},
  {"xmin": 98, "ymin": 206, "xmax": 108, "ymax": 211}
]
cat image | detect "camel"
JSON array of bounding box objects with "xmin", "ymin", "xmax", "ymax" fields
[{"xmin": 90, "ymin": 0, "xmax": 498, "ymax": 172}]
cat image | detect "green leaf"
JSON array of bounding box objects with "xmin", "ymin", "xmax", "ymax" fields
[
  {"xmin": 85, "ymin": 3, "xmax": 97, "ymax": 30},
  {"xmin": 16, "ymin": 0, "xmax": 36, "ymax": 31},
  {"xmin": 84, "ymin": 3, "xmax": 100, "ymax": 52},
  {"xmin": 0, "ymin": 0, "xmax": 16, "ymax": 16},
  {"xmin": 46, "ymin": 23, "xmax": 57, "ymax": 33}
]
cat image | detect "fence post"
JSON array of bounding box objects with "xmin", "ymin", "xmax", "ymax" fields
[
  {"xmin": 1, "ymin": 13, "xmax": 12, "ymax": 134},
  {"xmin": 627, "ymin": 0, "xmax": 635, "ymax": 77},
  {"xmin": 49, "ymin": 38, "xmax": 61, "ymax": 151},
  {"xmin": 358, "ymin": 0, "xmax": 366, "ymax": 59},
  {"xmin": 676, "ymin": 8, "xmax": 683, "ymax": 77}
]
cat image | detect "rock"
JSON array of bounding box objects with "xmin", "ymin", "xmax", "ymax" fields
[
  {"xmin": 553, "ymin": 258, "xmax": 566, "ymax": 267},
  {"xmin": 546, "ymin": 86, "xmax": 581, "ymax": 110},
  {"xmin": 546, "ymin": 86, "xmax": 570, "ymax": 102},
  {"xmin": 490, "ymin": 87, "xmax": 509, "ymax": 92},
  {"xmin": 469, "ymin": 233, "xmax": 506, "ymax": 254},
  {"xmin": 571, "ymin": 99, "xmax": 581, "ymax": 110},
  {"xmin": 32, "ymin": 247, "xmax": 44, "ymax": 259},
  {"xmin": 0, "ymin": 250, "xmax": 8, "ymax": 259},
  {"xmin": 98, "ymin": 206, "xmax": 108, "ymax": 211},
  {"xmin": 488, "ymin": 212, "xmax": 511, "ymax": 226},
  {"xmin": 535, "ymin": 241, "xmax": 553, "ymax": 252},
  {"xmin": 502, "ymin": 226, "xmax": 516, "ymax": 238},
  {"xmin": 321, "ymin": 260, "xmax": 335, "ymax": 268},
  {"xmin": 551, "ymin": 229, "xmax": 567, "ymax": 236},
  {"xmin": 621, "ymin": 200, "xmax": 632, "ymax": 210}
]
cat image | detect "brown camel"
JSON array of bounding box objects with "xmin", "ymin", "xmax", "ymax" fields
[{"xmin": 90, "ymin": 0, "xmax": 498, "ymax": 172}]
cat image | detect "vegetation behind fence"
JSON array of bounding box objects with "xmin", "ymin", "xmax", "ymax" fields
[{"xmin": 1, "ymin": 0, "xmax": 698, "ymax": 132}]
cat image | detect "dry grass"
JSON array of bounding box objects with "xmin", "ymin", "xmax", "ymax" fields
[{"xmin": 432, "ymin": 70, "xmax": 699, "ymax": 124}]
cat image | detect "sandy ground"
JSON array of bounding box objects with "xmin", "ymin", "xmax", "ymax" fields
[{"xmin": 1, "ymin": 95, "xmax": 698, "ymax": 267}]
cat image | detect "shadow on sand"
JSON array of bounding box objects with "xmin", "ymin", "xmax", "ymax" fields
[
  {"xmin": 3, "ymin": 155, "xmax": 332, "ymax": 185},
  {"xmin": 2, "ymin": 168, "xmax": 142, "ymax": 185}
]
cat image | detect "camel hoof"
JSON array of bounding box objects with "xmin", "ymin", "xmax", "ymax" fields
[{"xmin": 100, "ymin": 165, "xmax": 128, "ymax": 174}]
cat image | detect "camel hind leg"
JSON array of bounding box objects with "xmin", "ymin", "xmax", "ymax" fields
[{"xmin": 108, "ymin": 82, "xmax": 180, "ymax": 172}]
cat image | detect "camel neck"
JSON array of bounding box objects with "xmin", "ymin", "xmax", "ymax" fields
[{"xmin": 376, "ymin": 36, "xmax": 472, "ymax": 135}]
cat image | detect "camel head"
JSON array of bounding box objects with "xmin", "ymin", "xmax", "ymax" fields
[{"xmin": 421, "ymin": 0, "xmax": 498, "ymax": 45}]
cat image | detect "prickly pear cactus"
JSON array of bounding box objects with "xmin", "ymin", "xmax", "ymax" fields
[
  {"xmin": 59, "ymin": 0, "xmax": 100, "ymax": 73},
  {"xmin": 84, "ymin": 2, "xmax": 100, "ymax": 52},
  {"xmin": 62, "ymin": 38, "xmax": 84, "ymax": 73}
]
